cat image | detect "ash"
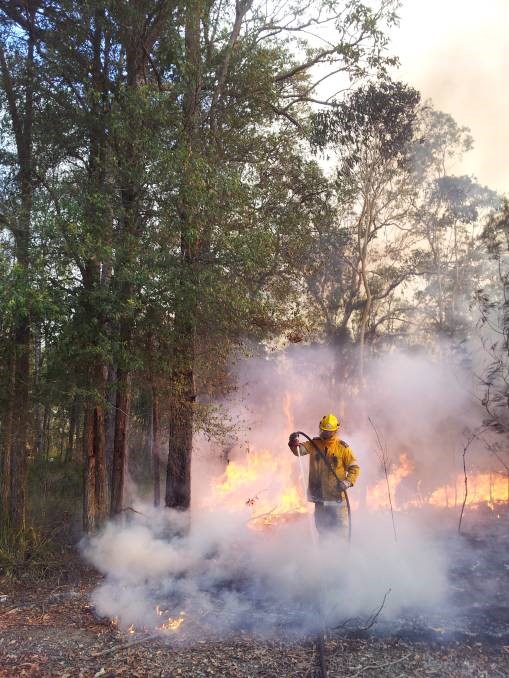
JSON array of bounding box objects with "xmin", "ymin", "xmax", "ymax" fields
[{"xmin": 370, "ymin": 504, "xmax": 509, "ymax": 644}]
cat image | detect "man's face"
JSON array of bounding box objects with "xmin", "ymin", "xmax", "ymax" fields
[{"xmin": 320, "ymin": 429, "xmax": 336, "ymax": 440}]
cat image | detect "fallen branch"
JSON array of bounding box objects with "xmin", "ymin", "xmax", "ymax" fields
[
  {"xmin": 348, "ymin": 652, "xmax": 412, "ymax": 677},
  {"xmin": 333, "ymin": 588, "xmax": 391, "ymax": 632},
  {"xmin": 246, "ymin": 506, "xmax": 305, "ymax": 524},
  {"xmin": 91, "ymin": 633, "xmax": 160, "ymax": 658},
  {"xmin": 120, "ymin": 506, "xmax": 147, "ymax": 517},
  {"xmin": 359, "ymin": 588, "xmax": 391, "ymax": 631}
]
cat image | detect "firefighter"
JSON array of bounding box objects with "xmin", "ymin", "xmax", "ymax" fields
[{"xmin": 288, "ymin": 414, "xmax": 360, "ymax": 538}]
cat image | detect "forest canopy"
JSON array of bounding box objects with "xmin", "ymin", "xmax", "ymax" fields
[{"xmin": 0, "ymin": 0, "xmax": 507, "ymax": 548}]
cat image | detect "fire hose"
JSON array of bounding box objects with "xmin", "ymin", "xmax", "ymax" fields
[{"xmin": 294, "ymin": 431, "xmax": 352, "ymax": 543}]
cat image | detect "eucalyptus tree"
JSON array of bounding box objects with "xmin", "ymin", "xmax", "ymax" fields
[
  {"xmin": 311, "ymin": 79, "xmax": 421, "ymax": 377},
  {"xmin": 408, "ymin": 109, "xmax": 500, "ymax": 344},
  {"xmin": 476, "ymin": 202, "xmax": 509, "ymax": 432},
  {"xmin": 0, "ymin": 0, "xmax": 402, "ymax": 529},
  {"xmin": 0, "ymin": 0, "xmax": 178, "ymax": 530},
  {"xmin": 161, "ymin": 0, "xmax": 402, "ymax": 510},
  {"xmin": 0, "ymin": 5, "xmax": 37, "ymax": 529}
]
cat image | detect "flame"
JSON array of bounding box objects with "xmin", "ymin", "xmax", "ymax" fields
[
  {"xmin": 158, "ymin": 612, "xmax": 186, "ymax": 632},
  {"xmin": 201, "ymin": 393, "xmax": 508, "ymax": 523},
  {"xmin": 209, "ymin": 448, "xmax": 308, "ymax": 523},
  {"xmin": 366, "ymin": 453, "xmax": 414, "ymax": 510},
  {"xmin": 429, "ymin": 473, "xmax": 509, "ymax": 508},
  {"xmin": 106, "ymin": 394, "xmax": 509, "ymax": 636},
  {"xmin": 215, "ymin": 450, "xmax": 274, "ymax": 495},
  {"xmin": 211, "ymin": 443, "xmax": 508, "ymax": 517}
]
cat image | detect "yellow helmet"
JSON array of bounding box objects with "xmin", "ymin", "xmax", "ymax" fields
[{"xmin": 319, "ymin": 413, "xmax": 340, "ymax": 432}]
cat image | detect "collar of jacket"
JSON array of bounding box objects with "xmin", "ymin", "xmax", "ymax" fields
[{"xmin": 317, "ymin": 436, "xmax": 337, "ymax": 447}]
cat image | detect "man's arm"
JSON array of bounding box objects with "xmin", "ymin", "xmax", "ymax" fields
[
  {"xmin": 288, "ymin": 433, "xmax": 311, "ymax": 457},
  {"xmin": 342, "ymin": 442, "xmax": 360, "ymax": 486}
]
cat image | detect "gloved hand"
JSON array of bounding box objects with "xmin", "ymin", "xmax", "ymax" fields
[
  {"xmin": 288, "ymin": 432, "xmax": 299, "ymax": 450},
  {"xmin": 337, "ymin": 479, "xmax": 352, "ymax": 492}
]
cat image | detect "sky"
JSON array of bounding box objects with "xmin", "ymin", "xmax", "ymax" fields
[{"xmin": 391, "ymin": 0, "xmax": 509, "ymax": 194}]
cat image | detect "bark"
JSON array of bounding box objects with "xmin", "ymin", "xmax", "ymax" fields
[
  {"xmin": 165, "ymin": 0, "xmax": 201, "ymax": 511},
  {"xmin": 105, "ymin": 364, "xmax": 116, "ymax": 478},
  {"xmin": 357, "ymin": 194, "xmax": 372, "ymax": 381},
  {"xmin": 81, "ymin": 10, "xmax": 111, "ymax": 532},
  {"xmin": 9, "ymin": 184, "xmax": 32, "ymax": 529},
  {"xmin": 34, "ymin": 325, "xmax": 43, "ymax": 457},
  {"xmin": 82, "ymin": 406, "xmax": 96, "ymax": 532},
  {"xmin": 109, "ymin": 2, "xmax": 172, "ymax": 515},
  {"xmin": 1, "ymin": 354, "xmax": 16, "ymax": 521},
  {"xmin": 110, "ymin": 368, "xmax": 131, "ymax": 515},
  {"xmin": 81, "ymin": 281, "xmax": 109, "ymax": 530},
  {"xmin": 0, "ymin": 10, "xmax": 35, "ymax": 530},
  {"xmin": 152, "ymin": 388, "xmax": 161, "ymax": 507},
  {"xmin": 82, "ymin": 365, "xmax": 108, "ymax": 532},
  {"xmin": 64, "ymin": 397, "xmax": 78, "ymax": 463},
  {"xmin": 42, "ymin": 403, "xmax": 50, "ymax": 459},
  {"xmin": 58, "ymin": 420, "xmax": 66, "ymax": 461},
  {"xmin": 165, "ymin": 366, "xmax": 195, "ymax": 509},
  {"xmin": 93, "ymin": 396, "xmax": 108, "ymax": 525},
  {"xmin": 109, "ymin": 180, "xmax": 136, "ymax": 516}
]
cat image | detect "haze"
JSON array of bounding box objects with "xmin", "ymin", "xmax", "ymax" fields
[{"xmin": 393, "ymin": 0, "xmax": 509, "ymax": 193}]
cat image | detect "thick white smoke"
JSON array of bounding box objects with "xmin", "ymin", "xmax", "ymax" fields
[
  {"xmin": 83, "ymin": 346, "xmax": 486, "ymax": 639},
  {"xmin": 85, "ymin": 506, "xmax": 447, "ymax": 638}
]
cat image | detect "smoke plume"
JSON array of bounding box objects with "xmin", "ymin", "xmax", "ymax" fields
[{"xmin": 83, "ymin": 346, "xmax": 486, "ymax": 640}]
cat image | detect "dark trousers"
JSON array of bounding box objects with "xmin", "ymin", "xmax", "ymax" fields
[{"xmin": 314, "ymin": 502, "xmax": 348, "ymax": 538}]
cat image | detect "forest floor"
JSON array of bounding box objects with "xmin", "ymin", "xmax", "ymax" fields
[{"xmin": 1, "ymin": 506, "xmax": 508, "ymax": 677}]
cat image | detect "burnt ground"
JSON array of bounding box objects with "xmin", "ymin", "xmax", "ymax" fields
[
  {"xmin": 370, "ymin": 503, "xmax": 509, "ymax": 646},
  {"xmin": 1, "ymin": 506, "xmax": 508, "ymax": 677}
]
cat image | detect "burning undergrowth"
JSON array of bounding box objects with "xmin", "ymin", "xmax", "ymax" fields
[
  {"xmin": 83, "ymin": 346, "xmax": 508, "ymax": 643},
  {"xmin": 83, "ymin": 506, "xmax": 448, "ymax": 641}
]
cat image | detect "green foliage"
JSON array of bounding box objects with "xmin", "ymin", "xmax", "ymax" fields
[
  {"xmin": 312, "ymin": 79, "xmax": 421, "ymax": 176},
  {"xmin": 28, "ymin": 459, "xmax": 83, "ymax": 534},
  {"xmin": 6, "ymin": 0, "xmax": 503, "ymax": 530},
  {"xmin": 0, "ymin": 523, "xmax": 67, "ymax": 579}
]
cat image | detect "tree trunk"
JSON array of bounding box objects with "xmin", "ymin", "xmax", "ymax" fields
[
  {"xmin": 59, "ymin": 419, "xmax": 66, "ymax": 461},
  {"xmin": 152, "ymin": 388, "xmax": 161, "ymax": 507},
  {"xmin": 93, "ymin": 398, "xmax": 108, "ymax": 525},
  {"xmin": 41, "ymin": 403, "xmax": 50, "ymax": 460},
  {"xmin": 0, "ymin": 13, "xmax": 35, "ymax": 531},
  {"xmin": 110, "ymin": 368, "xmax": 131, "ymax": 515},
  {"xmin": 34, "ymin": 325, "xmax": 44, "ymax": 457},
  {"xmin": 65, "ymin": 397, "xmax": 78, "ymax": 463},
  {"xmin": 81, "ymin": 10, "xmax": 112, "ymax": 532},
  {"xmin": 10, "ymin": 289, "xmax": 31, "ymax": 530},
  {"xmin": 1, "ymin": 354, "xmax": 16, "ymax": 521},
  {"xmin": 82, "ymin": 382, "xmax": 108, "ymax": 532},
  {"xmin": 165, "ymin": 371, "xmax": 195, "ymax": 509},
  {"xmin": 82, "ymin": 406, "xmax": 96, "ymax": 532},
  {"xmin": 165, "ymin": 0, "xmax": 202, "ymax": 512},
  {"xmin": 80, "ymin": 264, "xmax": 109, "ymax": 532},
  {"xmin": 108, "ymin": 3, "xmax": 168, "ymax": 516},
  {"xmin": 105, "ymin": 364, "xmax": 116, "ymax": 481}
]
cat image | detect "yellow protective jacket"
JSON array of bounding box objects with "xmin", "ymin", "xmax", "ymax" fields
[{"xmin": 292, "ymin": 436, "xmax": 360, "ymax": 502}]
